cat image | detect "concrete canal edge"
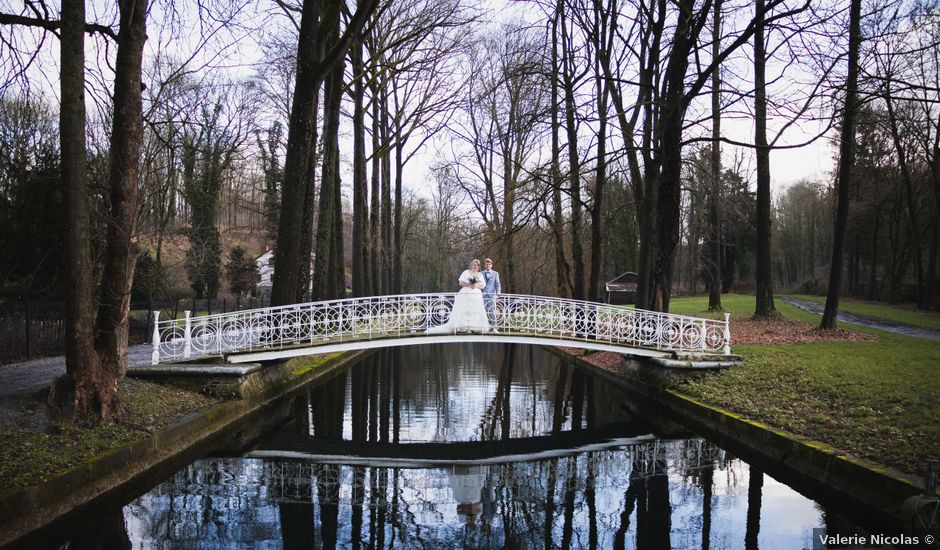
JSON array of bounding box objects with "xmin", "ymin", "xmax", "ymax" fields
[
  {"xmin": 0, "ymin": 349, "xmax": 370, "ymax": 548},
  {"xmin": 551, "ymin": 347, "xmax": 939, "ymax": 528}
]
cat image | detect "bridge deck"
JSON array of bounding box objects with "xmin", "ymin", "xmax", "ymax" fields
[{"xmin": 223, "ymin": 333, "xmax": 674, "ymax": 363}]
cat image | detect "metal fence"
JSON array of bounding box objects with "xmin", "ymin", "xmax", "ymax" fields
[{"xmin": 0, "ymin": 296, "xmax": 270, "ymax": 364}]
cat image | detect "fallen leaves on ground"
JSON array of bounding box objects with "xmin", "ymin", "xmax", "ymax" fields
[
  {"xmin": 729, "ymin": 316, "xmax": 873, "ymax": 345},
  {"xmin": 579, "ymin": 351, "xmax": 623, "ymax": 374}
]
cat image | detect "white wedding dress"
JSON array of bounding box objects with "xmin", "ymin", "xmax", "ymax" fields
[{"xmin": 426, "ymin": 270, "xmax": 491, "ymax": 334}]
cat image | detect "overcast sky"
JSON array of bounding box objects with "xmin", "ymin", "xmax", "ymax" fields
[{"xmin": 3, "ymin": 0, "xmax": 839, "ymax": 204}]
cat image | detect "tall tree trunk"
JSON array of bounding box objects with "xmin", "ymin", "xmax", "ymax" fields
[
  {"xmin": 297, "ymin": 85, "xmax": 322, "ymax": 301},
  {"xmin": 821, "ymin": 0, "xmax": 862, "ymax": 329},
  {"xmin": 380, "ymin": 90, "xmax": 392, "ymax": 294},
  {"xmin": 271, "ymin": 0, "xmax": 323, "ymax": 306},
  {"xmin": 650, "ymin": 108, "xmax": 684, "ymax": 312},
  {"xmin": 312, "ymin": 3, "xmax": 343, "ymax": 301},
  {"xmin": 561, "ymin": 12, "xmax": 585, "ymax": 300},
  {"xmin": 648, "ymin": 0, "xmax": 701, "ymax": 313},
  {"xmin": 753, "ymin": 0, "xmax": 776, "ymax": 317},
  {"xmin": 499, "ymin": 112, "xmax": 517, "ymax": 292},
  {"xmin": 707, "ymin": 0, "xmax": 723, "ymax": 311},
  {"xmin": 598, "ymin": 0, "xmax": 664, "ymax": 308},
  {"xmin": 271, "ymin": 0, "xmax": 377, "ymax": 305},
  {"xmin": 884, "ymin": 89, "xmax": 926, "ymax": 308},
  {"xmin": 370, "ymin": 76, "xmax": 383, "ymax": 295},
  {"xmin": 393, "ymin": 138, "xmax": 404, "ymax": 294},
  {"xmin": 332, "ymin": 148, "xmax": 344, "ymax": 297},
  {"xmin": 589, "ymin": 5, "xmax": 609, "ymax": 302},
  {"xmin": 635, "ymin": 0, "xmax": 666, "ymax": 309},
  {"xmin": 502, "ymin": 164, "xmax": 516, "ymax": 293},
  {"xmin": 927, "ymin": 127, "xmax": 939, "ymax": 307},
  {"xmin": 637, "ymin": 149, "xmax": 658, "ymax": 309},
  {"xmin": 551, "ymin": 2, "xmax": 572, "ymax": 298},
  {"xmin": 60, "ymin": 0, "xmax": 98, "ymax": 416},
  {"xmin": 351, "ymin": 40, "xmax": 369, "ymax": 297},
  {"xmin": 87, "ymin": 0, "xmax": 148, "ymax": 420}
]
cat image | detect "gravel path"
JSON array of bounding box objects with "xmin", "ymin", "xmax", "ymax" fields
[
  {"xmin": 781, "ymin": 297, "xmax": 940, "ymax": 341},
  {"xmin": 0, "ymin": 345, "xmax": 152, "ymax": 400}
]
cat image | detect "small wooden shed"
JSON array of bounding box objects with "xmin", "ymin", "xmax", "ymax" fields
[{"xmin": 606, "ymin": 272, "xmax": 638, "ymax": 305}]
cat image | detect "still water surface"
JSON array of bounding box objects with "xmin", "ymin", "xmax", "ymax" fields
[{"xmin": 81, "ymin": 345, "xmax": 844, "ymax": 548}]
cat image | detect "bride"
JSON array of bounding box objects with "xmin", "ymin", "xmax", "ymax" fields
[{"xmin": 426, "ymin": 259, "xmax": 491, "ymax": 334}]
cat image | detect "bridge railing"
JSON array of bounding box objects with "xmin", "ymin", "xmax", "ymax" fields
[{"xmin": 151, "ymin": 293, "xmax": 731, "ymax": 364}]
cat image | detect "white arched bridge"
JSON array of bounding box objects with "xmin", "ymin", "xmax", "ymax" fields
[{"xmin": 150, "ymin": 293, "xmax": 732, "ymax": 365}]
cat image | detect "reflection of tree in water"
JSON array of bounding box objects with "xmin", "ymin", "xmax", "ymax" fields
[
  {"xmin": 336, "ymin": 344, "xmax": 632, "ymax": 443},
  {"xmin": 117, "ymin": 342, "xmax": 816, "ymax": 548},
  {"xmin": 678, "ymin": 438, "xmax": 731, "ymax": 550},
  {"xmin": 122, "ymin": 439, "xmax": 733, "ymax": 548}
]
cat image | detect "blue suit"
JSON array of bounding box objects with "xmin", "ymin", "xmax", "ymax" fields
[{"xmin": 482, "ymin": 269, "xmax": 501, "ymax": 328}]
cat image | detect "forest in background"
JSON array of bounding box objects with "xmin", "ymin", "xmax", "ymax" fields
[
  {"xmin": 0, "ymin": 0, "xmax": 937, "ymax": 417},
  {"xmin": 1, "ymin": 0, "xmax": 937, "ymax": 306}
]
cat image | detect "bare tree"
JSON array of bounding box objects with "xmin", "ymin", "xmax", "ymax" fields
[
  {"xmin": 559, "ymin": 3, "xmax": 586, "ymax": 300},
  {"xmin": 707, "ymin": 0, "xmax": 723, "ymax": 311},
  {"xmin": 753, "ymin": 0, "xmax": 776, "ymax": 317},
  {"xmin": 312, "ymin": 0, "xmax": 344, "ymax": 301},
  {"xmin": 354, "ymin": 0, "xmax": 472, "ymax": 293},
  {"xmin": 271, "ymin": 0, "xmax": 378, "ymax": 306},
  {"xmin": 821, "ymin": 0, "xmax": 862, "ymax": 329},
  {"xmin": 447, "ymin": 27, "xmax": 547, "ymax": 292},
  {"xmin": 549, "ymin": 1, "xmax": 572, "ymax": 298}
]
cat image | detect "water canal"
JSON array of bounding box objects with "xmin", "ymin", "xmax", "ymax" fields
[{"xmin": 44, "ymin": 344, "xmax": 874, "ymax": 548}]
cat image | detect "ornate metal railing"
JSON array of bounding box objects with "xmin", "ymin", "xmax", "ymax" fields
[{"xmin": 151, "ymin": 293, "xmax": 731, "ymax": 364}]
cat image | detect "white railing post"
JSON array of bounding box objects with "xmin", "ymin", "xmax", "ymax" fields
[
  {"xmin": 592, "ymin": 303, "xmax": 598, "ymax": 340},
  {"xmin": 656, "ymin": 313, "xmax": 663, "ymax": 349},
  {"xmin": 723, "ymin": 312, "xmax": 731, "ymax": 355},
  {"xmin": 217, "ymin": 314, "xmax": 223, "ymax": 355},
  {"xmin": 151, "ymin": 310, "xmax": 161, "ymax": 365},
  {"xmin": 310, "ymin": 304, "xmax": 316, "ymax": 344},
  {"xmin": 183, "ymin": 310, "xmax": 192, "ymax": 359},
  {"xmin": 701, "ymin": 318, "xmax": 708, "ymax": 351}
]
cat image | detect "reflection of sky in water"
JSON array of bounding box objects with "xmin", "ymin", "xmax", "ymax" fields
[
  {"xmin": 338, "ymin": 343, "xmax": 631, "ymax": 443},
  {"xmin": 124, "ymin": 454, "xmax": 824, "ymax": 549},
  {"xmin": 120, "ymin": 344, "xmax": 829, "ymax": 549}
]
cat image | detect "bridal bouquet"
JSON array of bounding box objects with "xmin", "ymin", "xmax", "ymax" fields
[{"xmin": 468, "ymin": 275, "xmax": 480, "ymax": 285}]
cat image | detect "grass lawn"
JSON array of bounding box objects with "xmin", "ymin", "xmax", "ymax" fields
[
  {"xmin": 666, "ymin": 294, "xmax": 940, "ymax": 478},
  {"xmin": 670, "ymin": 293, "xmax": 819, "ymax": 322},
  {"xmin": 0, "ymin": 379, "xmax": 217, "ymax": 493},
  {"xmin": 785, "ymin": 294, "xmax": 940, "ymax": 331}
]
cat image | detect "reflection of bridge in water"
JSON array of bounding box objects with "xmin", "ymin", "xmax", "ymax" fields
[
  {"xmin": 150, "ymin": 293, "xmax": 732, "ymax": 364},
  {"xmin": 246, "ymin": 438, "xmax": 727, "ymax": 506},
  {"xmin": 122, "ymin": 345, "xmax": 822, "ymax": 549},
  {"xmin": 126, "ymin": 438, "xmax": 731, "ymax": 548}
]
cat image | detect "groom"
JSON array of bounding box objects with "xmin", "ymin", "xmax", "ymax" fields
[{"xmin": 482, "ymin": 258, "xmax": 501, "ymax": 333}]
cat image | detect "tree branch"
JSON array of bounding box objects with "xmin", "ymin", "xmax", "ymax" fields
[{"xmin": 0, "ymin": 11, "xmax": 117, "ymax": 40}]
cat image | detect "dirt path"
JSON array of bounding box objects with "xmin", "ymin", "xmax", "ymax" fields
[{"xmin": 781, "ymin": 297, "xmax": 940, "ymax": 341}]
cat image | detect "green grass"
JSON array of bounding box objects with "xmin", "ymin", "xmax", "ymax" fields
[
  {"xmin": 666, "ymin": 293, "xmax": 940, "ymax": 477},
  {"xmin": 669, "ymin": 293, "xmax": 821, "ymax": 323},
  {"xmin": 786, "ymin": 294, "xmax": 940, "ymax": 331}
]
